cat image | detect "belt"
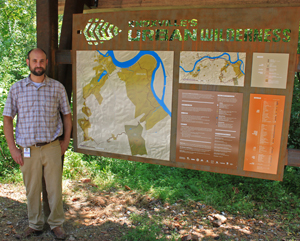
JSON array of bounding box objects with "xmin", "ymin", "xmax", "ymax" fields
[{"xmin": 34, "ymin": 138, "xmax": 59, "ymax": 147}]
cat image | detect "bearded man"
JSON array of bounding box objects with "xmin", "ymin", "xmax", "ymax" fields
[{"xmin": 3, "ymin": 48, "xmax": 72, "ymax": 240}]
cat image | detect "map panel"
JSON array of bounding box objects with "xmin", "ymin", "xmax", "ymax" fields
[
  {"xmin": 76, "ymin": 50, "xmax": 173, "ymax": 160},
  {"xmin": 179, "ymin": 51, "xmax": 246, "ymax": 86}
]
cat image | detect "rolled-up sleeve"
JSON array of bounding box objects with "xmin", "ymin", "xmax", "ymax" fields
[
  {"xmin": 59, "ymin": 85, "xmax": 71, "ymax": 115},
  {"xmin": 3, "ymin": 87, "xmax": 17, "ymax": 118}
]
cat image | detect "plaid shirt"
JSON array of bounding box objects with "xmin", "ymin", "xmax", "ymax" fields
[{"xmin": 3, "ymin": 75, "xmax": 71, "ymax": 147}]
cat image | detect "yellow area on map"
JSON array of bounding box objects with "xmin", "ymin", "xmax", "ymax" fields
[
  {"xmin": 82, "ymin": 56, "xmax": 116, "ymax": 105},
  {"xmin": 78, "ymin": 117, "xmax": 93, "ymax": 141},
  {"xmin": 80, "ymin": 56, "xmax": 116, "ymax": 140},
  {"xmin": 117, "ymin": 55, "xmax": 168, "ymax": 130},
  {"xmin": 221, "ymin": 61, "xmax": 244, "ymax": 79},
  {"xmin": 82, "ymin": 103, "xmax": 92, "ymax": 117},
  {"xmin": 125, "ymin": 124, "xmax": 147, "ymax": 156},
  {"xmin": 218, "ymin": 61, "xmax": 243, "ymax": 85},
  {"xmin": 232, "ymin": 62, "xmax": 244, "ymax": 79},
  {"xmin": 192, "ymin": 66, "xmax": 200, "ymax": 78}
]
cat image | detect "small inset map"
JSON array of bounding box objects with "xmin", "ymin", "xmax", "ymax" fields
[
  {"xmin": 76, "ymin": 50, "xmax": 173, "ymax": 161},
  {"xmin": 179, "ymin": 51, "xmax": 246, "ymax": 86}
]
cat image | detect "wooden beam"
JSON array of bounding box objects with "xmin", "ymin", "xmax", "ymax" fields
[
  {"xmin": 56, "ymin": 50, "xmax": 72, "ymax": 64},
  {"xmin": 287, "ymin": 149, "xmax": 300, "ymax": 167},
  {"xmin": 36, "ymin": 0, "xmax": 58, "ymax": 79},
  {"xmin": 36, "ymin": 0, "xmax": 59, "ymax": 223},
  {"xmin": 58, "ymin": 0, "xmax": 65, "ymax": 14},
  {"xmin": 57, "ymin": 0, "xmax": 86, "ymax": 100}
]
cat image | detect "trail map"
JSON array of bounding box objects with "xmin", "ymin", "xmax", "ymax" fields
[
  {"xmin": 179, "ymin": 51, "xmax": 246, "ymax": 86},
  {"xmin": 76, "ymin": 50, "xmax": 173, "ymax": 160}
]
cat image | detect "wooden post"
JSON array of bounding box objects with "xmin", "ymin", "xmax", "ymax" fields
[
  {"xmin": 36, "ymin": 0, "xmax": 58, "ymax": 222},
  {"xmin": 57, "ymin": 0, "xmax": 86, "ymax": 100},
  {"xmin": 36, "ymin": 0, "xmax": 58, "ymax": 78}
]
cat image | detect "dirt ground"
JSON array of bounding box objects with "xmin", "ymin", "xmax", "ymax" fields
[{"xmin": 0, "ymin": 180, "xmax": 299, "ymax": 241}]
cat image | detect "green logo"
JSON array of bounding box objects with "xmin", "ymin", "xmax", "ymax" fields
[{"xmin": 83, "ymin": 18, "xmax": 122, "ymax": 45}]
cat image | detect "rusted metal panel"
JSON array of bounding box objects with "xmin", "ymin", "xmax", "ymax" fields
[
  {"xmin": 88, "ymin": 0, "xmax": 300, "ymax": 10},
  {"xmin": 287, "ymin": 149, "xmax": 300, "ymax": 167},
  {"xmin": 72, "ymin": 7, "xmax": 300, "ymax": 180},
  {"xmin": 36, "ymin": 0, "xmax": 58, "ymax": 79},
  {"xmin": 59, "ymin": 0, "xmax": 96, "ymax": 14}
]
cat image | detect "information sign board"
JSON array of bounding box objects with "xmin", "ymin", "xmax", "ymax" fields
[
  {"xmin": 176, "ymin": 90, "xmax": 243, "ymax": 169},
  {"xmin": 72, "ymin": 7, "xmax": 300, "ymax": 180},
  {"xmin": 244, "ymin": 94, "xmax": 285, "ymax": 174}
]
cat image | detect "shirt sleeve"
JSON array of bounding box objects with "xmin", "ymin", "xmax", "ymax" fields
[
  {"xmin": 59, "ymin": 84, "xmax": 71, "ymax": 115},
  {"xmin": 3, "ymin": 86, "xmax": 17, "ymax": 118}
]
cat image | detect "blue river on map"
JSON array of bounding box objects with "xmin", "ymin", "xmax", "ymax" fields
[
  {"xmin": 96, "ymin": 50, "xmax": 171, "ymax": 117},
  {"xmin": 180, "ymin": 52, "xmax": 245, "ymax": 75}
]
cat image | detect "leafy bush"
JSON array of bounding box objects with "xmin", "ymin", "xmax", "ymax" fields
[
  {"xmin": 288, "ymin": 74, "xmax": 300, "ymax": 149},
  {"xmin": 0, "ymin": 0, "xmax": 36, "ymax": 178}
]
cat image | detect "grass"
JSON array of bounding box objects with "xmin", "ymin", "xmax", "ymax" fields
[
  {"xmin": 1, "ymin": 143, "xmax": 300, "ymax": 239},
  {"xmin": 61, "ymin": 146, "xmax": 300, "ymax": 218},
  {"xmin": 120, "ymin": 213, "xmax": 171, "ymax": 241},
  {"xmin": 2, "ymin": 143, "xmax": 300, "ymax": 219}
]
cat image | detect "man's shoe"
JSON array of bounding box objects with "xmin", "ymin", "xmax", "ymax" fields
[
  {"xmin": 15, "ymin": 227, "xmax": 43, "ymax": 239},
  {"xmin": 51, "ymin": 226, "xmax": 67, "ymax": 240}
]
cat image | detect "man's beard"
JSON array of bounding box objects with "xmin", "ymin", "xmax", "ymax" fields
[{"xmin": 29, "ymin": 65, "xmax": 46, "ymax": 76}]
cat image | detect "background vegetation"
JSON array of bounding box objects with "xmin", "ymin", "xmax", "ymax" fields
[
  {"xmin": 0, "ymin": 0, "xmax": 36, "ymax": 176},
  {"xmin": 0, "ymin": 1, "xmax": 300, "ymax": 238}
]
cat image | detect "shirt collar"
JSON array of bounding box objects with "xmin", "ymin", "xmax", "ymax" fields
[{"xmin": 24, "ymin": 74, "xmax": 51, "ymax": 87}]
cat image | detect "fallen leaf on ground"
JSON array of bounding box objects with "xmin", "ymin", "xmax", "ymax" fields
[
  {"xmin": 81, "ymin": 178, "xmax": 91, "ymax": 183},
  {"xmin": 72, "ymin": 197, "xmax": 80, "ymax": 202}
]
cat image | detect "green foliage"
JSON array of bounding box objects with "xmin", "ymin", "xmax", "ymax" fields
[
  {"xmin": 62, "ymin": 153, "xmax": 300, "ymax": 218},
  {"xmin": 0, "ymin": 87, "xmax": 18, "ymax": 178},
  {"xmin": 288, "ymin": 74, "xmax": 300, "ymax": 149},
  {"xmin": 0, "ymin": 0, "xmax": 36, "ymax": 178},
  {"xmin": 120, "ymin": 213, "xmax": 169, "ymax": 241},
  {"xmin": 0, "ymin": 0, "xmax": 36, "ymax": 84}
]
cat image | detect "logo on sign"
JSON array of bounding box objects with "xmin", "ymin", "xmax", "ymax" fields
[{"xmin": 83, "ymin": 18, "xmax": 122, "ymax": 45}]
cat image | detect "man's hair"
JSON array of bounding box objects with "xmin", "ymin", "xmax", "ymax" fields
[{"xmin": 27, "ymin": 48, "xmax": 47, "ymax": 60}]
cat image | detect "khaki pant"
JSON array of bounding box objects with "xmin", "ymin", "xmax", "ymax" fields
[{"xmin": 21, "ymin": 140, "xmax": 64, "ymax": 230}]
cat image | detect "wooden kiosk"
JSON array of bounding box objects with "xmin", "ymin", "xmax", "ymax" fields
[{"xmin": 37, "ymin": 0, "xmax": 300, "ymax": 181}]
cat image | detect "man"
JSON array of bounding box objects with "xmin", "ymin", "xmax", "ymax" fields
[{"xmin": 3, "ymin": 48, "xmax": 72, "ymax": 240}]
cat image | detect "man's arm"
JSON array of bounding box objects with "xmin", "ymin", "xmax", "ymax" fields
[
  {"xmin": 3, "ymin": 116, "xmax": 23, "ymax": 166},
  {"xmin": 60, "ymin": 113, "xmax": 72, "ymax": 155}
]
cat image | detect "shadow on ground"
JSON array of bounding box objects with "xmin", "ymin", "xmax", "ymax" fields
[{"xmin": 1, "ymin": 181, "xmax": 299, "ymax": 240}]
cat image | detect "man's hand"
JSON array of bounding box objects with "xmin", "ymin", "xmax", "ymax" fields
[
  {"xmin": 60, "ymin": 140, "xmax": 69, "ymax": 156},
  {"xmin": 3, "ymin": 116, "xmax": 24, "ymax": 166},
  {"xmin": 60, "ymin": 113, "xmax": 72, "ymax": 156},
  {"xmin": 10, "ymin": 146, "xmax": 24, "ymax": 166}
]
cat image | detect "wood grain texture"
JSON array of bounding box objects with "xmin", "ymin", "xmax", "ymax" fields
[{"xmin": 36, "ymin": 0, "xmax": 58, "ymax": 78}]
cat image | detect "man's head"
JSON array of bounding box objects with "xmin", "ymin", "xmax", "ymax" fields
[{"xmin": 26, "ymin": 48, "xmax": 48, "ymax": 77}]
